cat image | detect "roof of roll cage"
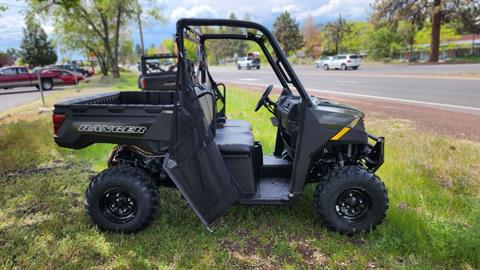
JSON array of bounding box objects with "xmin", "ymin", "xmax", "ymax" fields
[
  {"xmin": 176, "ymin": 18, "xmax": 271, "ymax": 35},
  {"xmin": 175, "ymin": 18, "xmax": 313, "ymax": 106}
]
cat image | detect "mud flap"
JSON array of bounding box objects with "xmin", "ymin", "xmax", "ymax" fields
[{"xmin": 163, "ymin": 140, "xmax": 240, "ymax": 231}]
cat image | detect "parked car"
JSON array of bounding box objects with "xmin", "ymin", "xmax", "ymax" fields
[
  {"xmin": 51, "ymin": 64, "xmax": 93, "ymax": 77},
  {"xmin": 314, "ymin": 56, "xmax": 333, "ymax": 68},
  {"xmin": 237, "ymin": 54, "xmax": 261, "ymax": 70},
  {"xmin": 324, "ymin": 54, "xmax": 361, "ymax": 70},
  {"xmin": 52, "ymin": 18, "xmax": 387, "ymax": 235},
  {"xmin": 0, "ymin": 66, "xmax": 57, "ymax": 90},
  {"xmin": 137, "ymin": 53, "xmax": 177, "ymax": 91},
  {"xmin": 44, "ymin": 69, "xmax": 85, "ymax": 85}
]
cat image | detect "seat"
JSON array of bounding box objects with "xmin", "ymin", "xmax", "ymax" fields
[
  {"xmin": 214, "ymin": 130, "xmax": 254, "ymax": 154},
  {"xmin": 215, "ymin": 119, "xmax": 254, "ymax": 154},
  {"xmin": 215, "ymin": 120, "xmax": 254, "ymax": 154},
  {"xmin": 223, "ymin": 119, "xmax": 252, "ymax": 130},
  {"xmin": 194, "ymin": 84, "xmax": 254, "ymax": 154}
]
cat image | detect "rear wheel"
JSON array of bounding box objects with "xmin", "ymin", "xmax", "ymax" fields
[
  {"xmin": 323, "ymin": 64, "xmax": 329, "ymax": 71},
  {"xmin": 247, "ymin": 64, "xmax": 251, "ymax": 70},
  {"xmin": 41, "ymin": 79, "xmax": 53, "ymax": 90},
  {"xmin": 314, "ymin": 166, "xmax": 388, "ymax": 234},
  {"xmin": 85, "ymin": 165, "xmax": 159, "ymax": 233},
  {"xmin": 341, "ymin": 64, "xmax": 348, "ymax": 70},
  {"xmin": 256, "ymin": 66, "xmax": 260, "ymax": 70},
  {"xmin": 237, "ymin": 65, "xmax": 241, "ymax": 70}
]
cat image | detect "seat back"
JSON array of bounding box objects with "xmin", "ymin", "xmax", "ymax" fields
[{"xmin": 194, "ymin": 84, "xmax": 215, "ymax": 126}]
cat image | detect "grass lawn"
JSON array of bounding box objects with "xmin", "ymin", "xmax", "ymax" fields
[{"xmin": 0, "ymin": 73, "xmax": 479, "ymax": 269}]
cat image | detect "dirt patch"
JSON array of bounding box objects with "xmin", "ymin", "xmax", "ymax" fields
[
  {"xmin": 295, "ymin": 240, "xmax": 329, "ymax": 267},
  {"xmin": 14, "ymin": 199, "xmax": 50, "ymax": 217},
  {"xmin": 0, "ymin": 162, "xmax": 75, "ymax": 180},
  {"xmin": 227, "ymin": 83, "xmax": 480, "ymax": 141}
]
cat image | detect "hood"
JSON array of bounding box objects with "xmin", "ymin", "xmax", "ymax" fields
[{"xmin": 310, "ymin": 96, "xmax": 364, "ymax": 130}]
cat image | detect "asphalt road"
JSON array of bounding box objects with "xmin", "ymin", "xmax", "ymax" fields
[
  {"xmin": 0, "ymin": 87, "xmax": 67, "ymax": 112},
  {"xmin": 0, "ymin": 64, "xmax": 478, "ymax": 113},
  {"xmin": 209, "ymin": 64, "xmax": 480, "ymax": 113}
]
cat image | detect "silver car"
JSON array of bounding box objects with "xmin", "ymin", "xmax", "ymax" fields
[
  {"xmin": 324, "ymin": 54, "xmax": 361, "ymax": 70},
  {"xmin": 314, "ymin": 56, "xmax": 333, "ymax": 68}
]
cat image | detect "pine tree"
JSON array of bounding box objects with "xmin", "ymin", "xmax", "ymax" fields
[
  {"xmin": 19, "ymin": 15, "xmax": 57, "ymax": 67},
  {"xmin": 273, "ymin": 11, "xmax": 303, "ymax": 54}
]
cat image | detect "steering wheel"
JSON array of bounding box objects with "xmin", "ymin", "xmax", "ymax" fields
[{"xmin": 255, "ymin": 84, "xmax": 274, "ymax": 112}]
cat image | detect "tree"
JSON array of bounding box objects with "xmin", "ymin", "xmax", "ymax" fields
[
  {"xmin": 0, "ymin": 50, "xmax": 16, "ymax": 67},
  {"xmin": 367, "ymin": 23, "xmax": 403, "ymax": 59},
  {"xmin": 371, "ymin": 0, "xmax": 473, "ymax": 62},
  {"xmin": 226, "ymin": 13, "xmax": 247, "ymax": 57},
  {"xmin": 454, "ymin": 1, "xmax": 480, "ymax": 55},
  {"xmin": 34, "ymin": 0, "xmax": 132, "ymax": 77},
  {"xmin": 119, "ymin": 39, "xmax": 135, "ymax": 65},
  {"xmin": 343, "ymin": 21, "xmax": 373, "ymax": 53},
  {"xmin": 415, "ymin": 22, "xmax": 460, "ymax": 53},
  {"xmin": 135, "ymin": 43, "xmax": 143, "ymax": 57},
  {"xmin": 132, "ymin": 0, "xmax": 165, "ymax": 55},
  {"xmin": 273, "ymin": 11, "xmax": 303, "ymax": 54},
  {"xmin": 302, "ymin": 14, "xmax": 322, "ymax": 58},
  {"xmin": 19, "ymin": 14, "xmax": 57, "ymax": 67},
  {"xmin": 323, "ymin": 14, "xmax": 352, "ymax": 54},
  {"xmin": 53, "ymin": 10, "xmax": 110, "ymax": 75},
  {"xmin": 35, "ymin": 0, "xmax": 163, "ymax": 78},
  {"xmin": 0, "ymin": 5, "xmax": 7, "ymax": 14},
  {"xmin": 1, "ymin": 48, "xmax": 20, "ymax": 66}
]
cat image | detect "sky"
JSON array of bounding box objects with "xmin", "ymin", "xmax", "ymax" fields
[{"xmin": 0, "ymin": 0, "xmax": 374, "ymax": 58}]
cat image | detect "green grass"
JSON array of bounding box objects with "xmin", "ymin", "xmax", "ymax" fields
[
  {"xmin": 0, "ymin": 73, "xmax": 479, "ymax": 269},
  {"xmin": 444, "ymin": 55, "xmax": 480, "ymax": 64}
]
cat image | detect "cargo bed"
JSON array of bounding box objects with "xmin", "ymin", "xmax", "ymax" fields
[{"xmin": 53, "ymin": 91, "xmax": 175, "ymax": 153}]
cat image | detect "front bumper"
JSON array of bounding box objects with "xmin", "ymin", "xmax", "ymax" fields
[{"xmin": 363, "ymin": 133, "xmax": 384, "ymax": 172}]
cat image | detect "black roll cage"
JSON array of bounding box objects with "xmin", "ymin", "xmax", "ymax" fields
[{"xmin": 175, "ymin": 18, "xmax": 313, "ymax": 107}]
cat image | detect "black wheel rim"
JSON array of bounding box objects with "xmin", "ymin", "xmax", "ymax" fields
[
  {"xmin": 100, "ymin": 188, "xmax": 137, "ymax": 223},
  {"xmin": 335, "ymin": 188, "xmax": 370, "ymax": 221}
]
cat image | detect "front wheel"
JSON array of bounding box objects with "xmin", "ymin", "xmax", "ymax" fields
[
  {"xmin": 314, "ymin": 166, "xmax": 388, "ymax": 234},
  {"xmin": 323, "ymin": 64, "xmax": 329, "ymax": 71},
  {"xmin": 85, "ymin": 165, "xmax": 159, "ymax": 233},
  {"xmin": 237, "ymin": 65, "xmax": 241, "ymax": 70}
]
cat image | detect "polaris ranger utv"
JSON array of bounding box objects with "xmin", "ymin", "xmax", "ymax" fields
[{"xmin": 52, "ymin": 18, "xmax": 387, "ymax": 235}]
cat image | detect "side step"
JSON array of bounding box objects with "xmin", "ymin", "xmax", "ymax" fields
[{"xmin": 239, "ymin": 177, "xmax": 291, "ymax": 204}]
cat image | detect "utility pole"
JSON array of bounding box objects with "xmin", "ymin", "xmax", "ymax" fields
[{"xmin": 36, "ymin": 68, "xmax": 46, "ymax": 107}]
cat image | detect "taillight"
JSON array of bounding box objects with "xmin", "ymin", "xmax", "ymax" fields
[
  {"xmin": 52, "ymin": 114, "xmax": 66, "ymax": 135},
  {"xmin": 140, "ymin": 78, "xmax": 146, "ymax": 89},
  {"xmin": 347, "ymin": 60, "xmax": 351, "ymax": 63}
]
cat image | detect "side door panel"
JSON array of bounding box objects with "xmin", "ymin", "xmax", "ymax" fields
[
  {"xmin": 17, "ymin": 68, "xmax": 33, "ymax": 87},
  {"xmin": 163, "ymin": 85, "xmax": 241, "ymax": 230}
]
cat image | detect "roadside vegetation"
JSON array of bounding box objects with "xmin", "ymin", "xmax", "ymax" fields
[{"xmin": 1, "ymin": 74, "xmax": 479, "ymax": 269}]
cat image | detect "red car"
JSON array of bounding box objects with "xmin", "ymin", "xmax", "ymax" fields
[
  {"xmin": 43, "ymin": 69, "xmax": 85, "ymax": 85},
  {"xmin": 0, "ymin": 66, "xmax": 84, "ymax": 91}
]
